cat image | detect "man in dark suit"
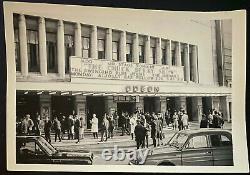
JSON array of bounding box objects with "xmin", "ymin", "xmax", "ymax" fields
[{"xmin": 134, "ymin": 120, "xmax": 146, "ymax": 149}]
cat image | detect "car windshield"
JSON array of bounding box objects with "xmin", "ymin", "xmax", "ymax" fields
[
  {"xmin": 37, "ymin": 137, "xmax": 57, "ymax": 155},
  {"xmin": 168, "ymin": 133, "xmax": 188, "ymax": 149}
]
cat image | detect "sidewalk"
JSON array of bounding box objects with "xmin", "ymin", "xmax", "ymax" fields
[{"xmin": 51, "ymin": 121, "xmax": 232, "ymax": 149}]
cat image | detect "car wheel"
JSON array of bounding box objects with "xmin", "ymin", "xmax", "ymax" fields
[{"xmin": 158, "ymin": 162, "xmax": 175, "ymax": 166}]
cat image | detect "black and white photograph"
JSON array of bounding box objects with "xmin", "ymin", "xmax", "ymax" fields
[{"xmin": 3, "ymin": 1, "xmax": 249, "ymax": 173}]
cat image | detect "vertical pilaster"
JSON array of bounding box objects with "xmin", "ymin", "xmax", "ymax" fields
[
  {"xmin": 156, "ymin": 38, "xmax": 162, "ymax": 65},
  {"xmin": 176, "ymin": 42, "xmax": 182, "ymax": 66},
  {"xmin": 160, "ymin": 97, "xmax": 167, "ymax": 113},
  {"xmin": 192, "ymin": 45, "xmax": 198, "ymax": 83},
  {"xmin": 191, "ymin": 97, "xmax": 203, "ymax": 122},
  {"xmin": 74, "ymin": 95, "xmax": 87, "ymax": 129},
  {"xmin": 120, "ymin": 31, "xmax": 126, "ymax": 62},
  {"xmin": 40, "ymin": 95, "xmax": 52, "ymax": 122},
  {"xmin": 39, "ymin": 17, "xmax": 47, "ymax": 76},
  {"xmin": 145, "ymin": 35, "xmax": 151, "ymax": 64},
  {"xmin": 19, "ymin": 14, "xmax": 28, "ymax": 76},
  {"xmin": 74, "ymin": 23, "xmax": 82, "ymax": 57},
  {"xmin": 167, "ymin": 40, "xmax": 172, "ymax": 66},
  {"xmin": 176, "ymin": 97, "xmax": 187, "ymax": 112},
  {"xmin": 135, "ymin": 96, "xmax": 144, "ymax": 112},
  {"xmin": 57, "ymin": 20, "xmax": 65, "ymax": 78},
  {"xmin": 104, "ymin": 96, "xmax": 117, "ymax": 115},
  {"xmin": 184, "ymin": 44, "xmax": 190, "ymax": 82},
  {"xmin": 90, "ymin": 25, "xmax": 98, "ymax": 59},
  {"xmin": 133, "ymin": 33, "xmax": 139, "ymax": 63},
  {"xmin": 219, "ymin": 96, "xmax": 229, "ymax": 121},
  {"xmin": 105, "ymin": 28, "xmax": 112, "ymax": 60}
]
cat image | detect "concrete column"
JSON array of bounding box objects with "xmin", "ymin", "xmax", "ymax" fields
[
  {"xmin": 167, "ymin": 40, "xmax": 172, "ymax": 66},
  {"xmin": 175, "ymin": 97, "xmax": 187, "ymax": 112},
  {"xmin": 135, "ymin": 96, "xmax": 144, "ymax": 112},
  {"xmin": 104, "ymin": 96, "xmax": 117, "ymax": 114},
  {"xmin": 160, "ymin": 97, "xmax": 167, "ymax": 113},
  {"xmin": 19, "ymin": 14, "xmax": 28, "ymax": 76},
  {"xmin": 192, "ymin": 45, "xmax": 198, "ymax": 83},
  {"xmin": 57, "ymin": 20, "xmax": 65, "ymax": 78},
  {"xmin": 175, "ymin": 42, "xmax": 182, "ymax": 66},
  {"xmin": 191, "ymin": 97, "xmax": 203, "ymax": 122},
  {"xmin": 90, "ymin": 25, "xmax": 98, "ymax": 59},
  {"xmin": 156, "ymin": 38, "xmax": 162, "ymax": 65},
  {"xmin": 145, "ymin": 36, "xmax": 151, "ymax": 64},
  {"xmin": 132, "ymin": 33, "xmax": 139, "ymax": 63},
  {"xmin": 184, "ymin": 44, "xmax": 190, "ymax": 82},
  {"xmin": 40, "ymin": 95, "xmax": 52, "ymax": 122},
  {"xmin": 39, "ymin": 17, "xmax": 47, "ymax": 76},
  {"xmin": 219, "ymin": 96, "xmax": 230, "ymax": 122},
  {"xmin": 120, "ymin": 31, "xmax": 126, "ymax": 62},
  {"xmin": 74, "ymin": 95, "xmax": 87, "ymax": 129},
  {"xmin": 74, "ymin": 23, "xmax": 82, "ymax": 57},
  {"xmin": 105, "ymin": 28, "xmax": 112, "ymax": 60},
  {"xmin": 212, "ymin": 96, "xmax": 220, "ymax": 111}
]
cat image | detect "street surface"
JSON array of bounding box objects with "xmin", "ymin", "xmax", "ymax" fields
[{"xmin": 49, "ymin": 122, "xmax": 232, "ymax": 165}]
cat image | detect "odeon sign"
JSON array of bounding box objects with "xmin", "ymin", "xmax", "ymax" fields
[{"xmin": 125, "ymin": 85, "xmax": 159, "ymax": 93}]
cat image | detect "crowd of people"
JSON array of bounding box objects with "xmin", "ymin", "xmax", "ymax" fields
[
  {"xmin": 17, "ymin": 111, "xmax": 85, "ymax": 144},
  {"xmin": 16, "ymin": 108, "xmax": 225, "ymax": 149},
  {"xmin": 200, "ymin": 109, "xmax": 225, "ymax": 129}
]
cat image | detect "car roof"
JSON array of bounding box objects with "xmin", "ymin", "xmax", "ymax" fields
[{"xmin": 177, "ymin": 128, "xmax": 232, "ymax": 136}]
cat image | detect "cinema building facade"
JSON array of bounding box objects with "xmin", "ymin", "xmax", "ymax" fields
[{"xmin": 10, "ymin": 3, "xmax": 232, "ymax": 129}]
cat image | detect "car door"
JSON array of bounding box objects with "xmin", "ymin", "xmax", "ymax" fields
[
  {"xmin": 181, "ymin": 135, "xmax": 213, "ymax": 166},
  {"xmin": 209, "ymin": 134, "xmax": 233, "ymax": 166}
]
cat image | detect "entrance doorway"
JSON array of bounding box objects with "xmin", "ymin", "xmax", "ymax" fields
[
  {"xmin": 16, "ymin": 94, "xmax": 39, "ymax": 121},
  {"xmin": 202, "ymin": 97, "xmax": 212, "ymax": 115},
  {"xmin": 86, "ymin": 96, "xmax": 105, "ymax": 129},
  {"xmin": 117, "ymin": 102, "xmax": 135, "ymax": 127},
  {"xmin": 51, "ymin": 96, "xmax": 75, "ymax": 120},
  {"xmin": 166, "ymin": 97, "xmax": 176, "ymax": 114},
  {"xmin": 144, "ymin": 97, "xmax": 157, "ymax": 113}
]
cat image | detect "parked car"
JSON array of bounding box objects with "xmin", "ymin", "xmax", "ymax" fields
[
  {"xmin": 129, "ymin": 128, "xmax": 233, "ymax": 166},
  {"xmin": 16, "ymin": 135, "xmax": 93, "ymax": 165}
]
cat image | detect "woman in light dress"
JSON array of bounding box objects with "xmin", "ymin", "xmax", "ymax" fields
[
  {"xmin": 129, "ymin": 113, "xmax": 137, "ymax": 140},
  {"xmin": 182, "ymin": 111, "xmax": 189, "ymax": 130},
  {"xmin": 172, "ymin": 111, "xmax": 179, "ymax": 130},
  {"xmin": 91, "ymin": 114, "xmax": 98, "ymax": 139}
]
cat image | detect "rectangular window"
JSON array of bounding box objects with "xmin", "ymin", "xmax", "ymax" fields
[
  {"xmin": 82, "ymin": 37, "xmax": 90, "ymax": 58},
  {"xmin": 46, "ymin": 20, "xmax": 57, "ymax": 73},
  {"xmin": 26, "ymin": 16, "xmax": 40, "ymax": 72},
  {"xmin": 181, "ymin": 44, "xmax": 185, "ymax": 66},
  {"xmin": 161, "ymin": 40, "xmax": 167, "ymax": 65},
  {"xmin": 150, "ymin": 47, "xmax": 156, "ymax": 64},
  {"xmin": 171, "ymin": 42, "xmax": 176, "ymax": 66},
  {"xmin": 112, "ymin": 30, "xmax": 120, "ymax": 61},
  {"xmin": 126, "ymin": 34, "xmax": 133, "ymax": 62},
  {"xmin": 98, "ymin": 39, "xmax": 105, "ymax": 59},
  {"xmin": 81, "ymin": 25, "xmax": 91, "ymax": 58},
  {"xmin": 97, "ymin": 28, "xmax": 106, "ymax": 59},
  {"xmin": 139, "ymin": 45, "xmax": 144, "ymax": 63},
  {"xmin": 13, "ymin": 14, "xmax": 21, "ymax": 71},
  {"xmin": 162, "ymin": 48, "xmax": 166, "ymax": 65},
  {"xmin": 64, "ymin": 22, "xmax": 75, "ymax": 74},
  {"xmin": 139, "ymin": 36, "xmax": 145, "ymax": 63},
  {"xmin": 126, "ymin": 43, "xmax": 132, "ymax": 62},
  {"xmin": 189, "ymin": 45, "xmax": 194, "ymax": 81},
  {"xmin": 112, "ymin": 41, "xmax": 119, "ymax": 61}
]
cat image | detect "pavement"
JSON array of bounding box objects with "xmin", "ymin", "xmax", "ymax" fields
[
  {"xmin": 46, "ymin": 121, "xmax": 232, "ymax": 164},
  {"xmin": 50, "ymin": 121, "xmax": 232, "ymax": 151}
]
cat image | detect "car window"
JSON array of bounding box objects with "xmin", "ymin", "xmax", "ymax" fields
[
  {"xmin": 210, "ymin": 134, "xmax": 232, "ymax": 147},
  {"xmin": 18, "ymin": 140, "xmax": 45, "ymax": 155},
  {"xmin": 186, "ymin": 135, "xmax": 208, "ymax": 149}
]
